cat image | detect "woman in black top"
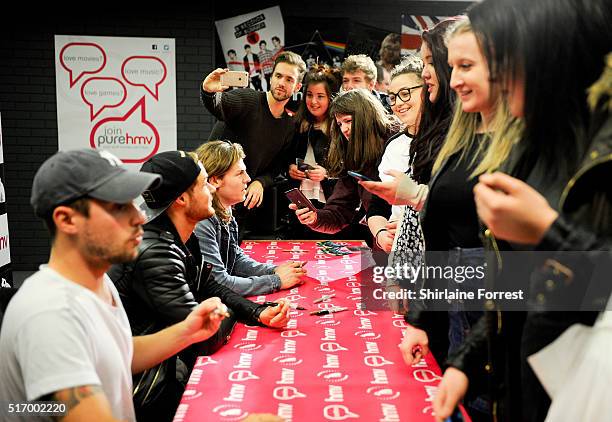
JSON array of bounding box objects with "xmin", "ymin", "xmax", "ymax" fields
[
  {"xmin": 433, "ymin": 0, "xmax": 612, "ymax": 420},
  {"xmin": 400, "ymin": 18, "xmax": 522, "ymax": 421}
]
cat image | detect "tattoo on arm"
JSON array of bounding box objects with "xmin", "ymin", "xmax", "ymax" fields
[{"xmin": 41, "ymin": 385, "xmax": 103, "ymax": 421}]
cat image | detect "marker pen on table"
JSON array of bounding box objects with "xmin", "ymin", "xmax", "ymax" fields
[
  {"xmin": 262, "ymin": 301, "xmax": 306, "ymax": 310},
  {"xmin": 309, "ymin": 307, "xmax": 348, "ymax": 316}
]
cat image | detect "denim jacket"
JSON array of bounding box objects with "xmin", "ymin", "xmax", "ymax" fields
[{"xmin": 195, "ymin": 214, "xmax": 281, "ymax": 296}]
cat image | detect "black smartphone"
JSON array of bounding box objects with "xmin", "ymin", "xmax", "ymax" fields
[
  {"xmin": 285, "ymin": 188, "xmax": 317, "ymax": 213},
  {"xmin": 347, "ymin": 170, "xmax": 373, "ymax": 182},
  {"xmin": 296, "ymin": 158, "xmax": 314, "ymax": 171}
]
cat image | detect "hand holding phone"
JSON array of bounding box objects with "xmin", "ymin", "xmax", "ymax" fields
[
  {"xmin": 347, "ymin": 170, "xmax": 373, "ymax": 182},
  {"xmin": 296, "ymin": 158, "xmax": 314, "ymax": 172}
]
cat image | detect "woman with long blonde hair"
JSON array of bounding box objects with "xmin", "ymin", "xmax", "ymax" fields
[{"xmin": 399, "ymin": 18, "xmax": 522, "ymax": 421}]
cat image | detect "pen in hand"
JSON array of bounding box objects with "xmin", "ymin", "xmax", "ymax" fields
[{"xmin": 213, "ymin": 303, "xmax": 230, "ymax": 318}]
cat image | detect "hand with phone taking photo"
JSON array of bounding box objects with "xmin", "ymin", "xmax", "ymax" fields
[{"xmin": 202, "ymin": 68, "xmax": 233, "ymax": 93}]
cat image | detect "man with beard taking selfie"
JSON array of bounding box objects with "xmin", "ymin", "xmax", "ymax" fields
[{"xmin": 201, "ymin": 51, "xmax": 306, "ymax": 211}]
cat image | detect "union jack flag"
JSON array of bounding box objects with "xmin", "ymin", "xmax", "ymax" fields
[{"xmin": 401, "ymin": 15, "xmax": 447, "ymax": 55}]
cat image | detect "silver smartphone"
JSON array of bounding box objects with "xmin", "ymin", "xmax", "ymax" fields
[{"xmin": 220, "ymin": 71, "xmax": 249, "ymax": 88}]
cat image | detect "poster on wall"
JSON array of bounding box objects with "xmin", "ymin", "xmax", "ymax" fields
[
  {"xmin": 215, "ymin": 6, "xmax": 285, "ymax": 92},
  {"xmin": 0, "ymin": 113, "xmax": 13, "ymax": 290},
  {"xmin": 54, "ymin": 35, "xmax": 177, "ymax": 169},
  {"xmin": 401, "ymin": 15, "xmax": 448, "ymax": 55}
]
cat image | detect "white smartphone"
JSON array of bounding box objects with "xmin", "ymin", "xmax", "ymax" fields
[{"xmin": 221, "ymin": 71, "xmax": 249, "ymax": 88}]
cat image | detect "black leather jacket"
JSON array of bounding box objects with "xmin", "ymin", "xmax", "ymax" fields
[
  {"xmin": 108, "ymin": 213, "xmax": 266, "ymax": 336},
  {"xmin": 446, "ymin": 67, "xmax": 612, "ymax": 421}
]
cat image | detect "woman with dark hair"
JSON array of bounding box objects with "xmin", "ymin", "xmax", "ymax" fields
[
  {"xmin": 361, "ymin": 19, "xmax": 462, "ymax": 259},
  {"xmin": 360, "ymin": 18, "xmax": 462, "ymax": 209},
  {"xmin": 391, "ymin": 18, "xmax": 521, "ymax": 421},
  {"xmin": 410, "ymin": 18, "xmax": 458, "ymax": 185},
  {"xmin": 286, "ymin": 65, "xmax": 341, "ymax": 238},
  {"xmin": 290, "ymin": 88, "xmax": 401, "ymax": 238},
  {"xmin": 362, "ymin": 19, "xmax": 460, "ymax": 205},
  {"xmin": 433, "ymin": 0, "xmax": 612, "ymax": 420}
]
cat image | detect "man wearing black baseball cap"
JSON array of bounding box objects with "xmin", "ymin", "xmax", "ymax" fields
[
  {"xmin": 109, "ymin": 150, "xmax": 291, "ymax": 420},
  {"xmin": 0, "ymin": 149, "xmax": 228, "ymax": 422}
]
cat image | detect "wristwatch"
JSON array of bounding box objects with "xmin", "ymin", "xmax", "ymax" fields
[{"xmin": 375, "ymin": 228, "xmax": 389, "ymax": 248}]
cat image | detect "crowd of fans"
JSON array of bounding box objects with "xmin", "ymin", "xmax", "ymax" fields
[{"xmin": 0, "ymin": 0, "xmax": 610, "ymax": 420}]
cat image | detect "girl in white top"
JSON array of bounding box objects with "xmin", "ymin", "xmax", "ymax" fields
[{"xmin": 367, "ymin": 55, "xmax": 424, "ymax": 252}]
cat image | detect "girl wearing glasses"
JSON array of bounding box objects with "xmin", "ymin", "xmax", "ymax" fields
[
  {"xmin": 367, "ymin": 56, "xmax": 424, "ymax": 254},
  {"xmin": 361, "ymin": 18, "xmax": 461, "ymax": 362},
  {"xmin": 361, "ymin": 20, "xmax": 460, "ymax": 260}
]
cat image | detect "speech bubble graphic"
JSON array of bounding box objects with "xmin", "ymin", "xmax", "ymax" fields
[
  {"xmin": 413, "ymin": 369, "xmax": 442, "ymax": 383},
  {"xmin": 228, "ymin": 370, "xmax": 260, "ymax": 382},
  {"xmin": 121, "ymin": 56, "xmax": 167, "ymax": 100},
  {"xmin": 353, "ymin": 310, "xmax": 378, "ymax": 317},
  {"xmin": 315, "ymin": 319, "xmax": 341, "ymax": 326},
  {"xmin": 233, "ymin": 343, "xmax": 262, "ymax": 351},
  {"xmin": 392, "ymin": 319, "xmax": 409, "ymax": 328},
  {"xmin": 59, "ymin": 43, "xmax": 106, "ymax": 88},
  {"xmin": 364, "ymin": 356, "xmax": 395, "ymax": 367},
  {"xmin": 355, "ymin": 331, "xmax": 382, "ymax": 340},
  {"xmin": 81, "ymin": 77, "xmax": 127, "ymax": 120},
  {"xmin": 320, "ymin": 343, "xmax": 349, "ymax": 353},
  {"xmin": 280, "ymin": 330, "xmax": 307, "ymax": 338},
  {"xmin": 89, "ymin": 97, "xmax": 160, "ymax": 163},
  {"xmin": 273, "ymin": 386, "xmax": 307, "ymax": 401},
  {"xmin": 195, "ymin": 356, "xmax": 218, "ymax": 367},
  {"xmin": 284, "ymin": 294, "xmax": 307, "ymax": 302},
  {"xmin": 323, "ymin": 405, "xmax": 360, "ymax": 421},
  {"xmin": 182, "ymin": 389, "xmax": 203, "ymax": 400}
]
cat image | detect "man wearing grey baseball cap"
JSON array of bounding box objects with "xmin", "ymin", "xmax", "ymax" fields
[{"xmin": 0, "ymin": 149, "xmax": 227, "ymax": 422}]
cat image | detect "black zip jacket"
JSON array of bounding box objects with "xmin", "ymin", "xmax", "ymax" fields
[{"xmin": 108, "ymin": 213, "xmax": 266, "ymax": 337}]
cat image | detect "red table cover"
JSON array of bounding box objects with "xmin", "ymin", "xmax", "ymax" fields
[{"xmin": 174, "ymin": 240, "xmax": 467, "ymax": 422}]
